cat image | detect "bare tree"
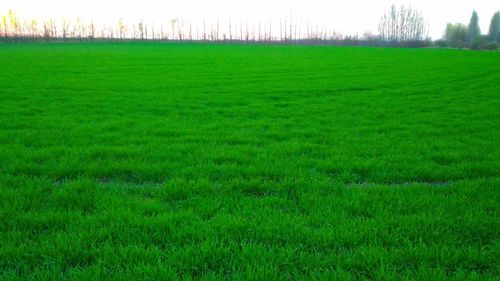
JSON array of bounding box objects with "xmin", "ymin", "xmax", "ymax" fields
[
  {"xmin": 279, "ymin": 18, "xmax": 282, "ymax": 41},
  {"xmin": 202, "ymin": 19, "xmax": 207, "ymax": 41},
  {"xmin": 378, "ymin": 4, "xmax": 427, "ymax": 43},
  {"xmin": 177, "ymin": 20, "xmax": 183, "ymax": 41},
  {"xmin": 118, "ymin": 18, "xmax": 126, "ymax": 39},
  {"xmin": 245, "ymin": 23, "xmax": 249, "ymax": 42},
  {"xmin": 216, "ymin": 20, "xmax": 220, "ymax": 41},
  {"xmin": 4, "ymin": 10, "xmax": 20, "ymax": 37},
  {"xmin": 43, "ymin": 19, "xmax": 56, "ymax": 39},
  {"xmin": 268, "ymin": 20, "xmax": 272, "ymax": 40},
  {"xmin": 29, "ymin": 19, "xmax": 38, "ymax": 38},
  {"xmin": 239, "ymin": 21, "xmax": 243, "ymax": 41},
  {"xmin": 74, "ymin": 17, "xmax": 86, "ymax": 39},
  {"xmin": 62, "ymin": 18, "xmax": 70, "ymax": 39},
  {"xmin": 139, "ymin": 20, "xmax": 145, "ymax": 40},
  {"xmin": 284, "ymin": 16, "xmax": 287, "ymax": 41},
  {"xmin": 89, "ymin": 20, "xmax": 95, "ymax": 39},
  {"xmin": 0, "ymin": 17, "xmax": 4, "ymax": 37}
]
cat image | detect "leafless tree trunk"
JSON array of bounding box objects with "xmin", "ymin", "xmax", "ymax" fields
[
  {"xmin": 202, "ymin": 19, "xmax": 206, "ymax": 41},
  {"xmin": 88, "ymin": 20, "xmax": 95, "ymax": 39},
  {"xmin": 178, "ymin": 20, "xmax": 183, "ymax": 41},
  {"xmin": 280, "ymin": 18, "xmax": 283, "ymax": 41},
  {"xmin": 29, "ymin": 19, "xmax": 38, "ymax": 38},
  {"xmin": 268, "ymin": 20, "xmax": 272, "ymax": 41},
  {"xmin": 119, "ymin": 18, "xmax": 126, "ymax": 39},
  {"xmin": 240, "ymin": 21, "xmax": 243, "ymax": 41},
  {"xmin": 61, "ymin": 19, "xmax": 70, "ymax": 40},
  {"xmin": 245, "ymin": 23, "xmax": 249, "ymax": 42}
]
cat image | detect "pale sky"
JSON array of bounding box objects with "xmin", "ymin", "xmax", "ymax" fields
[{"xmin": 0, "ymin": 0, "xmax": 498, "ymax": 39}]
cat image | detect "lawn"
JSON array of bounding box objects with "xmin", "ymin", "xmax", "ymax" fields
[{"xmin": 0, "ymin": 43, "xmax": 499, "ymax": 280}]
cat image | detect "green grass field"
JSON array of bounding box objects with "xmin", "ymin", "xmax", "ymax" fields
[{"xmin": 1, "ymin": 43, "xmax": 499, "ymax": 280}]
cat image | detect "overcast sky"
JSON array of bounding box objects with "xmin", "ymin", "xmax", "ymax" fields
[{"xmin": 1, "ymin": 0, "xmax": 498, "ymax": 39}]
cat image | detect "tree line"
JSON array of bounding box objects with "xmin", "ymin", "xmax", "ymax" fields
[
  {"xmin": 0, "ymin": 5, "xmax": 434, "ymax": 47},
  {"xmin": 439, "ymin": 10, "xmax": 500, "ymax": 49},
  {"xmin": 2, "ymin": 5, "xmax": 499, "ymax": 49}
]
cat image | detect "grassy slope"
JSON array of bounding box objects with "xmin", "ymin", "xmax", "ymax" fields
[{"xmin": 0, "ymin": 43, "xmax": 499, "ymax": 280}]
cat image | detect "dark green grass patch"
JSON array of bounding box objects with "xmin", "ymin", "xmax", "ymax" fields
[{"xmin": 0, "ymin": 43, "xmax": 499, "ymax": 280}]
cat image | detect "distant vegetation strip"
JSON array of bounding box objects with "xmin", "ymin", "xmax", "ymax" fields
[{"xmin": 0, "ymin": 5, "xmax": 499, "ymax": 49}]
